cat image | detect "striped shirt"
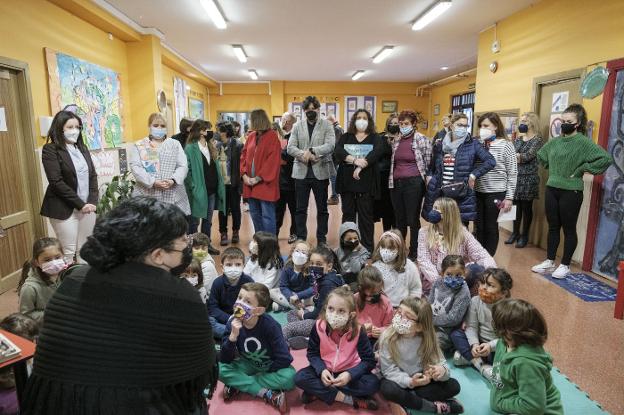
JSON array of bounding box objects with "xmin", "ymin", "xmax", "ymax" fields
[
  {"xmin": 442, "ymin": 154, "xmax": 455, "ymax": 185},
  {"xmin": 475, "ymin": 139, "xmax": 518, "ymax": 199}
]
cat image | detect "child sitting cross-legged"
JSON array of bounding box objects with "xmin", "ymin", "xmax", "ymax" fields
[
  {"xmin": 219, "ymin": 283, "xmax": 296, "ymax": 414},
  {"xmin": 354, "ymin": 266, "xmax": 393, "ymax": 348},
  {"xmin": 192, "ymin": 232, "xmax": 219, "ymax": 296}
]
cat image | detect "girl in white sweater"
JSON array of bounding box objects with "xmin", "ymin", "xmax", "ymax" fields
[{"xmin": 243, "ymin": 231, "xmax": 283, "ymax": 289}]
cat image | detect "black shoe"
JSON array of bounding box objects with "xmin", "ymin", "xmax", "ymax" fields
[
  {"xmin": 504, "ymin": 232, "xmax": 518, "ymax": 244},
  {"xmin": 208, "ymin": 245, "xmax": 220, "ymax": 255},
  {"xmin": 515, "ymin": 235, "xmax": 528, "ymax": 248},
  {"xmin": 231, "ymin": 231, "xmax": 240, "ymax": 244}
]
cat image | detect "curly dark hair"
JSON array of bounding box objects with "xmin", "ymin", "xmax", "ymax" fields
[
  {"xmin": 80, "ymin": 197, "xmax": 188, "ymax": 272},
  {"xmin": 347, "ymin": 109, "xmax": 376, "ymax": 135},
  {"xmin": 398, "ymin": 109, "xmax": 419, "ymax": 125},
  {"xmin": 563, "ymin": 103, "xmax": 588, "ymax": 135},
  {"xmin": 218, "ymin": 122, "xmax": 236, "ymax": 138},
  {"xmin": 492, "ymin": 298, "xmax": 547, "ymax": 347},
  {"xmin": 481, "ymin": 268, "xmax": 513, "ymax": 297},
  {"xmin": 303, "ymin": 96, "xmax": 320, "ymax": 110}
]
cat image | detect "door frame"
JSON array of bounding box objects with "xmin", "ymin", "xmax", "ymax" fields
[
  {"xmin": 531, "ymin": 68, "xmax": 585, "ymax": 112},
  {"xmin": 0, "ymin": 56, "xmax": 45, "ymax": 238}
]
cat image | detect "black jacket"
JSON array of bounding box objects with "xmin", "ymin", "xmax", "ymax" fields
[
  {"xmin": 280, "ymin": 133, "xmax": 296, "ymax": 191},
  {"xmin": 40, "ymin": 143, "xmax": 98, "ymax": 220},
  {"xmin": 217, "ymin": 138, "xmax": 243, "ymax": 189}
]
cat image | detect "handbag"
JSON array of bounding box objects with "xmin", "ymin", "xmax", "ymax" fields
[{"xmin": 441, "ymin": 181, "xmax": 468, "ymax": 199}]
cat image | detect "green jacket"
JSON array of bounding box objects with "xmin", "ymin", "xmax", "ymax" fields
[
  {"xmin": 184, "ymin": 141, "xmax": 226, "ymax": 218},
  {"xmin": 490, "ymin": 341, "xmax": 563, "ymax": 415}
]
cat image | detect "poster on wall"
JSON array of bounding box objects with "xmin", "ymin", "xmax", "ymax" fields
[
  {"xmin": 344, "ymin": 96, "xmax": 376, "ymax": 124},
  {"xmin": 45, "ymin": 48, "xmax": 123, "ymax": 150},
  {"xmin": 189, "ymin": 97, "xmax": 204, "ymax": 120},
  {"xmin": 549, "ymin": 114, "xmax": 563, "ymax": 138},
  {"xmin": 173, "ymin": 77, "xmax": 189, "ymax": 131},
  {"xmin": 289, "ymin": 102, "xmax": 303, "ymax": 120},
  {"xmin": 551, "ymin": 91, "xmax": 569, "ymax": 113},
  {"xmin": 288, "ymin": 102, "xmax": 341, "ymax": 123}
]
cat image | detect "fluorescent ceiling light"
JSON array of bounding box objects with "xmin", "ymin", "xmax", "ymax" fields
[
  {"xmin": 412, "ymin": 0, "xmax": 452, "ymax": 31},
  {"xmin": 200, "ymin": 0, "xmax": 227, "ymax": 30},
  {"xmin": 248, "ymin": 69, "xmax": 259, "ymax": 80},
  {"xmin": 440, "ymin": 66, "xmax": 449, "ymax": 70},
  {"xmin": 232, "ymin": 45, "xmax": 247, "ymax": 63},
  {"xmin": 373, "ymin": 46, "xmax": 394, "ymax": 64},
  {"xmin": 352, "ymin": 70, "xmax": 365, "ymax": 81}
]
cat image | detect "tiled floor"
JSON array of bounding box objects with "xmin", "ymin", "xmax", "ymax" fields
[{"xmin": 1, "ymin": 201, "xmax": 622, "ymax": 414}]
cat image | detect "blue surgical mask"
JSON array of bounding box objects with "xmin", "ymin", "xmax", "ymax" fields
[
  {"xmin": 453, "ymin": 126, "xmax": 468, "ymax": 139},
  {"xmin": 428, "ymin": 210, "xmax": 442, "ymax": 224},
  {"xmin": 444, "ymin": 275, "xmax": 465, "ymax": 290},
  {"xmin": 400, "ymin": 126, "xmax": 413, "ymax": 136},
  {"xmin": 150, "ymin": 127, "xmax": 167, "ymax": 139}
]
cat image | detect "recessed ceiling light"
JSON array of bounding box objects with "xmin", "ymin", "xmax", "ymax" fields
[
  {"xmin": 200, "ymin": 0, "xmax": 227, "ymax": 30},
  {"xmin": 372, "ymin": 46, "xmax": 394, "ymax": 64},
  {"xmin": 352, "ymin": 70, "xmax": 365, "ymax": 81},
  {"xmin": 412, "ymin": 0, "xmax": 452, "ymax": 31},
  {"xmin": 440, "ymin": 66, "xmax": 449, "ymax": 70},
  {"xmin": 185, "ymin": 85, "xmax": 191, "ymax": 90},
  {"xmin": 232, "ymin": 45, "xmax": 248, "ymax": 63},
  {"xmin": 248, "ymin": 69, "xmax": 259, "ymax": 80}
]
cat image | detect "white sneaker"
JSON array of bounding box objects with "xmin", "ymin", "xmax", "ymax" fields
[
  {"xmin": 481, "ymin": 364, "xmax": 494, "ymax": 382},
  {"xmin": 531, "ymin": 259, "xmax": 555, "ymax": 274},
  {"xmin": 453, "ymin": 350, "xmax": 470, "ymax": 366},
  {"xmin": 272, "ymin": 302, "xmax": 280, "ymax": 312},
  {"xmin": 552, "ymin": 264, "xmax": 571, "ymax": 279}
]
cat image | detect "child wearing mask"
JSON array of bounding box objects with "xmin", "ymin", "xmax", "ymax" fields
[
  {"xmin": 192, "ymin": 232, "xmax": 219, "ymax": 296},
  {"xmin": 181, "ymin": 259, "xmax": 208, "ymax": 303},
  {"xmin": 244, "ymin": 231, "xmax": 283, "ymax": 290},
  {"xmin": 354, "ymin": 267, "xmax": 393, "ymax": 347},
  {"xmin": 271, "ymin": 241, "xmax": 313, "ymax": 312},
  {"xmin": 334, "ymin": 222, "xmax": 370, "ymax": 287},
  {"xmin": 207, "ymin": 247, "xmax": 254, "ymax": 339}
]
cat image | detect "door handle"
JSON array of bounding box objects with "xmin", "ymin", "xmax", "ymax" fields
[{"xmin": 0, "ymin": 224, "xmax": 6, "ymax": 239}]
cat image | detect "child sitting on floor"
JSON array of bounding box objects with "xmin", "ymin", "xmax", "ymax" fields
[
  {"xmin": 181, "ymin": 259, "xmax": 208, "ymax": 303},
  {"xmin": 219, "ymin": 283, "xmax": 296, "ymax": 414},
  {"xmin": 490, "ymin": 299, "xmax": 563, "ymax": 415},
  {"xmin": 192, "ymin": 232, "xmax": 219, "ymax": 296},
  {"xmin": 271, "ymin": 240, "xmax": 313, "ymax": 312},
  {"xmin": 354, "ymin": 266, "xmax": 393, "ymax": 347},
  {"xmin": 335, "ymin": 222, "xmax": 370, "ymax": 286},
  {"xmin": 450, "ymin": 268, "xmax": 513, "ymax": 380},
  {"xmin": 244, "ymin": 231, "xmax": 283, "ymax": 290},
  {"xmin": 379, "ymin": 297, "xmax": 463, "ymax": 415},
  {"xmin": 428, "ymin": 255, "xmax": 471, "ymax": 351},
  {"xmin": 294, "ymin": 286, "xmax": 380, "ymax": 410}
]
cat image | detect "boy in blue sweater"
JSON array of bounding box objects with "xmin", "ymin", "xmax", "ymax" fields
[
  {"xmin": 219, "ymin": 283, "xmax": 296, "ymax": 414},
  {"xmin": 207, "ymin": 247, "xmax": 253, "ymax": 339}
]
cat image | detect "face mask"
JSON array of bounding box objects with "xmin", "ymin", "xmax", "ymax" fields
[
  {"xmin": 453, "ymin": 126, "xmax": 468, "ymax": 139},
  {"xmin": 518, "ymin": 124, "xmax": 529, "ymax": 133},
  {"xmin": 64, "ymin": 129, "xmax": 80, "ymax": 143},
  {"xmin": 232, "ymin": 300, "xmax": 254, "ymax": 321},
  {"xmin": 41, "ymin": 258, "xmax": 67, "ymax": 275},
  {"xmin": 150, "ymin": 126, "xmax": 167, "ymax": 139},
  {"xmin": 343, "ymin": 239, "xmax": 359, "ymax": 250},
  {"xmin": 193, "ymin": 251, "xmax": 208, "ymax": 262},
  {"xmin": 392, "ymin": 313, "xmax": 413, "ymax": 335},
  {"xmin": 380, "ymin": 248, "xmax": 398, "ymax": 264},
  {"xmin": 249, "ymin": 241, "xmax": 258, "ymax": 255},
  {"xmin": 367, "ymin": 292, "xmax": 382, "ymax": 304},
  {"xmin": 326, "ymin": 311, "xmax": 349, "ymax": 329},
  {"xmin": 387, "ymin": 124, "xmax": 400, "ymax": 134},
  {"xmin": 560, "ymin": 122, "xmax": 576, "ymax": 135},
  {"xmin": 292, "ymin": 251, "xmax": 308, "ymax": 266},
  {"xmin": 479, "ymin": 128, "xmax": 495, "ymax": 141},
  {"xmin": 184, "ymin": 275, "xmax": 199, "ymax": 286},
  {"xmin": 309, "ymin": 266, "xmax": 325, "ymax": 280},
  {"xmin": 400, "ymin": 126, "xmax": 413, "ymax": 136},
  {"xmin": 205, "ymin": 131, "xmax": 214, "ymax": 140},
  {"xmin": 305, "ymin": 110, "xmax": 318, "ymax": 123},
  {"xmin": 429, "ymin": 210, "xmax": 442, "ymax": 224},
  {"xmin": 224, "ymin": 266, "xmax": 243, "ymax": 281},
  {"xmin": 355, "ymin": 119, "xmax": 368, "ymax": 131},
  {"xmin": 169, "ymin": 246, "xmax": 193, "ymax": 276},
  {"xmin": 444, "ymin": 275, "xmax": 465, "ymax": 290},
  {"xmin": 478, "ymin": 285, "xmax": 502, "ymax": 304}
]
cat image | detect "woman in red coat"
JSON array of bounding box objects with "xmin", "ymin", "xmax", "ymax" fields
[{"xmin": 240, "ymin": 108, "xmax": 282, "ymax": 234}]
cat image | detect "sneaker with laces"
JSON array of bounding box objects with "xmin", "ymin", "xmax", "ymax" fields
[
  {"xmin": 223, "ymin": 385, "xmax": 240, "ymax": 402},
  {"xmin": 288, "ymin": 234, "xmax": 297, "ymax": 244},
  {"xmin": 552, "ymin": 264, "xmax": 570, "ymax": 279},
  {"xmin": 531, "ymin": 259, "xmax": 555, "ymax": 274},
  {"xmin": 434, "ymin": 399, "xmax": 464, "ymax": 414},
  {"xmin": 453, "ymin": 350, "xmax": 470, "ymax": 367},
  {"xmin": 480, "ymin": 364, "xmax": 494, "ymax": 382},
  {"xmin": 264, "ymin": 390, "xmax": 288, "ymax": 414},
  {"xmin": 353, "ymin": 397, "xmax": 378, "ymax": 410},
  {"xmin": 287, "ymin": 336, "xmax": 309, "ymax": 350}
]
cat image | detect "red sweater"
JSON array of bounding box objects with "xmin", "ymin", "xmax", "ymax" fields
[
  {"xmin": 354, "ymin": 292, "xmax": 394, "ymax": 335},
  {"xmin": 240, "ymin": 130, "xmax": 282, "ymax": 202}
]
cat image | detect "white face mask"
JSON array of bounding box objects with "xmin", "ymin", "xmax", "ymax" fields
[
  {"xmin": 64, "ymin": 129, "xmax": 80, "ymax": 143},
  {"xmin": 392, "ymin": 313, "xmax": 414, "ymax": 335},
  {"xmin": 185, "ymin": 276, "xmax": 199, "ymax": 286},
  {"xmin": 479, "ymin": 127, "xmax": 494, "ymax": 140},
  {"xmin": 355, "ymin": 119, "xmax": 368, "ymax": 132},
  {"xmin": 224, "ymin": 266, "xmax": 243, "ymax": 281},
  {"xmin": 249, "ymin": 241, "xmax": 258, "ymax": 255},
  {"xmin": 292, "ymin": 251, "xmax": 308, "ymax": 266},
  {"xmin": 150, "ymin": 126, "xmax": 167, "ymax": 139},
  {"xmin": 380, "ymin": 248, "xmax": 398, "ymax": 264},
  {"xmin": 40, "ymin": 258, "xmax": 67, "ymax": 275},
  {"xmin": 326, "ymin": 311, "xmax": 349, "ymax": 329}
]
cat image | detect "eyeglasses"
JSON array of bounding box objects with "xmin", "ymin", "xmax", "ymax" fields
[{"xmin": 167, "ymin": 235, "xmax": 192, "ymax": 253}]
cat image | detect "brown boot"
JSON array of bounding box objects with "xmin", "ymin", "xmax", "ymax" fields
[
  {"xmin": 231, "ymin": 230, "xmax": 240, "ymax": 244},
  {"xmin": 220, "ymin": 233, "xmax": 229, "ymax": 246}
]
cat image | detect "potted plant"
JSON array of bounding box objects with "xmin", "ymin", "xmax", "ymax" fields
[{"xmin": 96, "ymin": 172, "xmax": 135, "ymax": 216}]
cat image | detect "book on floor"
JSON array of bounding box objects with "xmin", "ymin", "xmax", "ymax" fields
[{"xmin": 0, "ymin": 333, "xmax": 21, "ymax": 363}]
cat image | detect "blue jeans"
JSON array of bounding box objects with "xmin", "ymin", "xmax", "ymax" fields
[
  {"xmin": 294, "ymin": 366, "xmax": 380, "ymax": 404},
  {"xmin": 248, "ymin": 198, "xmax": 276, "ymax": 234},
  {"xmin": 209, "ymin": 316, "xmax": 226, "ymax": 339},
  {"xmin": 450, "ymin": 328, "xmax": 495, "ymax": 364},
  {"xmin": 189, "ymin": 194, "xmax": 216, "ymax": 237}
]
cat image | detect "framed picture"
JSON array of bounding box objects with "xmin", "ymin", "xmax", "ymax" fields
[
  {"xmin": 433, "ymin": 104, "xmax": 440, "ymax": 115},
  {"xmin": 273, "ymin": 115, "xmax": 282, "ymax": 124},
  {"xmin": 382, "ymin": 100, "xmax": 397, "ymax": 113}
]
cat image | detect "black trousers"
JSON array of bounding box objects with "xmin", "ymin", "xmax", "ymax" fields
[
  {"xmin": 276, "ymin": 189, "xmax": 297, "ymax": 237},
  {"xmin": 295, "ymin": 178, "xmax": 329, "ymax": 243},
  {"xmin": 390, "ymin": 177, "xmax": 425, "ymax": 259},
  {"xmin": 374, "ymin": 172, "xmax": 395, "ymax": 231},
  {"xmin": 341, "ymin": 192, "xmax": 375, "ymax": 252},
  {"xmin": 545, "ymin": 186, "xmax": 584, "ymax": 265},
  {"xmin": 218, "ymin": 185, "xmax": 241, "ymax": 233},
  {"xmin": 512, "ymin": 199, "xmax": 535, "ymax": 236},
  {"xmin": 380, "ymin": 378, "xmax": 460, "ymax": 410},
  {"xmin": 475, "ymin": 191, "xmax": 506, "ymax": 256}
]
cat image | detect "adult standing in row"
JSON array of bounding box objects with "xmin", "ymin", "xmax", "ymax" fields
[
  {"xmin": 171, "ymin": 117, "xmax": 193, "ymax": 149},
  {"xmin": 387, "ymin": 110, "xmax": 432, "ymax": 260},
  {"xmin": 275, "ymin": 112, "xmax": 298, "ymax": 243},
  {"xmin": 326, "ymin": 113, "xmax": 343, "ymax": 206},
  {"xmin": 241, "ymin": 109, "xmax": 282, "ymax": 234},
  {"xmin": 374, "ymin": 114, "xmax": 397, "ymax": 231},
  {"xmin": 433, "ymin": 114, "xmax": 452, "ymax": 142},
  {"xmin": 335, "ymin": 109, "xmax": 382, "ymax": 252},
  {"xmin": 40, "ymin": 110, "xmax": 98, "ymax": 264},
  {"xmin": 287, "ymin": 96, "xmax": 336, "ymax": 245},
  {"xmin": 216, "ymin": 122, "xmax": 243, "ymax": 245},
  {"xmin": 506, "ymin": 112, "xmax": 543, "ymax": 248},
  {"xmin": 474, "ymin": 112, "xmax": 518, "ymax": 256}
]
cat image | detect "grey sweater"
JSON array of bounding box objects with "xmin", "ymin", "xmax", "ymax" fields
[
  {"xmin": 19, "ymin": 269, "xmax": 61, "ymax": 323},
  {"xmin": 428, "ymin": 279, "xmax": 470, "ymax": 329},
  {"xmin": 379, "ymin": 335, "xmax": 450, "ymax": 388},
  {"xmin": 464, "ymin": 295, "xmax": 499, "ymax": 349}
]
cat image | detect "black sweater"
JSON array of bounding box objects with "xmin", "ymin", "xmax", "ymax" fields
[{"xmin": 334, "ymin": 132, "xmax": 383, "ymax": 195}]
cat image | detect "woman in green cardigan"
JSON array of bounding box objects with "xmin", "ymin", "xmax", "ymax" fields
[{"xmin": 185, "ymin": 119, "xmax": 225, "ymax": 255}]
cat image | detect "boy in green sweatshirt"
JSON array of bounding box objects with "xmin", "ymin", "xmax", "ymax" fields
[{"xmin": 489, "ymin": 299, "xmax": 563, "ymax": 415}]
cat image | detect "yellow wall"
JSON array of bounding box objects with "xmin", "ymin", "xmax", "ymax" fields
[
  {"xmin": 0, "ymin": 0, "xmax": 133, "ymax": 145},
  {"xmin": 427, "ymin": 75, "xmax": 476, "ymax": 136}
]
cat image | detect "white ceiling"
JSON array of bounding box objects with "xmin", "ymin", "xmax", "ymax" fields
[{"xmin": 104, "ymin": 0, "xmax": 536, "ymax": 82}]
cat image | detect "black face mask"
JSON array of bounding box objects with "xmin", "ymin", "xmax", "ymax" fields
[
  {"xmin": 560, "ymin": 122, "xmax": 576, "ymax": 135},
  {"xmin": 169, "ymin": 245, "xmax": 193, "ymax": 276},
  {"xmin": 368, "ymin": 293, "xmax": 382, "ymax": 304},
  {"xmin": 387, "ymin": 124, "xmax": 400, "ymax": 134},
  {"xmin": 206, "ymin": 131, "xmax": 214, "ymax": 140},
  {"xmin": 343, "ymin": 239, "xmax": 359, "ymax": 250},
  {"xmin": 308, "ymin": 266, "xmax": 325, "ymax": 279},
  {"xmin": 306, "ymin": 110, "xmax": 318, "ymax": 123},
  {"xmin": 518, "ymin": 124, "xmax": 528, "ymax": 133}
]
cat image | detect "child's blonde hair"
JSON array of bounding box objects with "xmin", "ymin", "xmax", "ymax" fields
[
  {"xmin": 379, "ymin": 297, "xmax": 441, "ymax": 368},
  {"xmin": 426, "ymin": 197, "xmax": 465, "ymax": 254},
  {"xmin": 320, "ymin": 286, "xmax": 359, "ymax": 341},
  {"xmin": 371, "ymin": 230, "xmax": 407, "ymax": 272}
]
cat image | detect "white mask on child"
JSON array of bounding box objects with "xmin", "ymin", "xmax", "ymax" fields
[
  {"xmin": 392, "ymin": 313, "xmax": 413, "ymax": 335},
  {"xmin": 185, "ymin": 276, "xmax": 199, "ymax": 286},
  {"xmin": 41, "ymin": 258, "xmax": 67, "ymax": 275},
  {"xmin": 292, "ymin": 251, "xmax": 308, "ymax": 266},
  {"xmin": 380, "ymin": 248, "xmax": 398, "ymax": 264},
  {"xmin": 326, "ymin": 311, "xmax": 349, "ymax": 329},
  {"xmin": 224, "ymin": 266, "xmax": 243, "ymax": 281}
]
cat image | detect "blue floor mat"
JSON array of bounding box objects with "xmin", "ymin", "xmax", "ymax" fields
[{"xmin": 541, "ymin": 272, "xmax": 617, "ymax": 302}]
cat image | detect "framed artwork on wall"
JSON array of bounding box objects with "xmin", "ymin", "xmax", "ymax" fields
[
  {"xmin": 382, "ymin": 101, "xmax": 398, "ymax": 113},
  {"xmin": 433, "ymin": 104, "xmax": 440, "ymax": 115}
]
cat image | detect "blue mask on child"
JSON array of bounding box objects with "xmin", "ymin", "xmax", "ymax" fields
[{"xmin": 444, "ymin": 276, "xmax": 465, "ymax": 290}]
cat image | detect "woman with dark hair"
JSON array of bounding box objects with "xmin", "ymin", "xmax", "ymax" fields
[
  {"xmin": 185, "ymin": 119, "xmax": 225, "ymax": 255},
  {"xmin": 334, "ymin": 109, "xmax": 383, "ymax": 252},
  {"xmin": 40, "ymin": 110, "xmax": 98, "ymax": 264},
  {"xmin": 374, "ymin": 113, "xmax": 398, "ymax": 231},
  {"xmin": 216, "ymin": 122, "xmax": 244, "ymax": 245},
  {"xmin": 532, "ymin": 103, "xmax": 612, "ymax": 279},
  {"xmin": 20, "ymin": 197, "xmax": 216, "ymax": 415},
  {"xmin": 474, "ymin": 112, "xmax": 518, "ymax": 256},
  {"xmin": 388, "ymin": 110, "xmax": 432, "ymax": 260},
  {"xmin": 241, "ymin": 109, "xmax": 282, "ymax": 234}
]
